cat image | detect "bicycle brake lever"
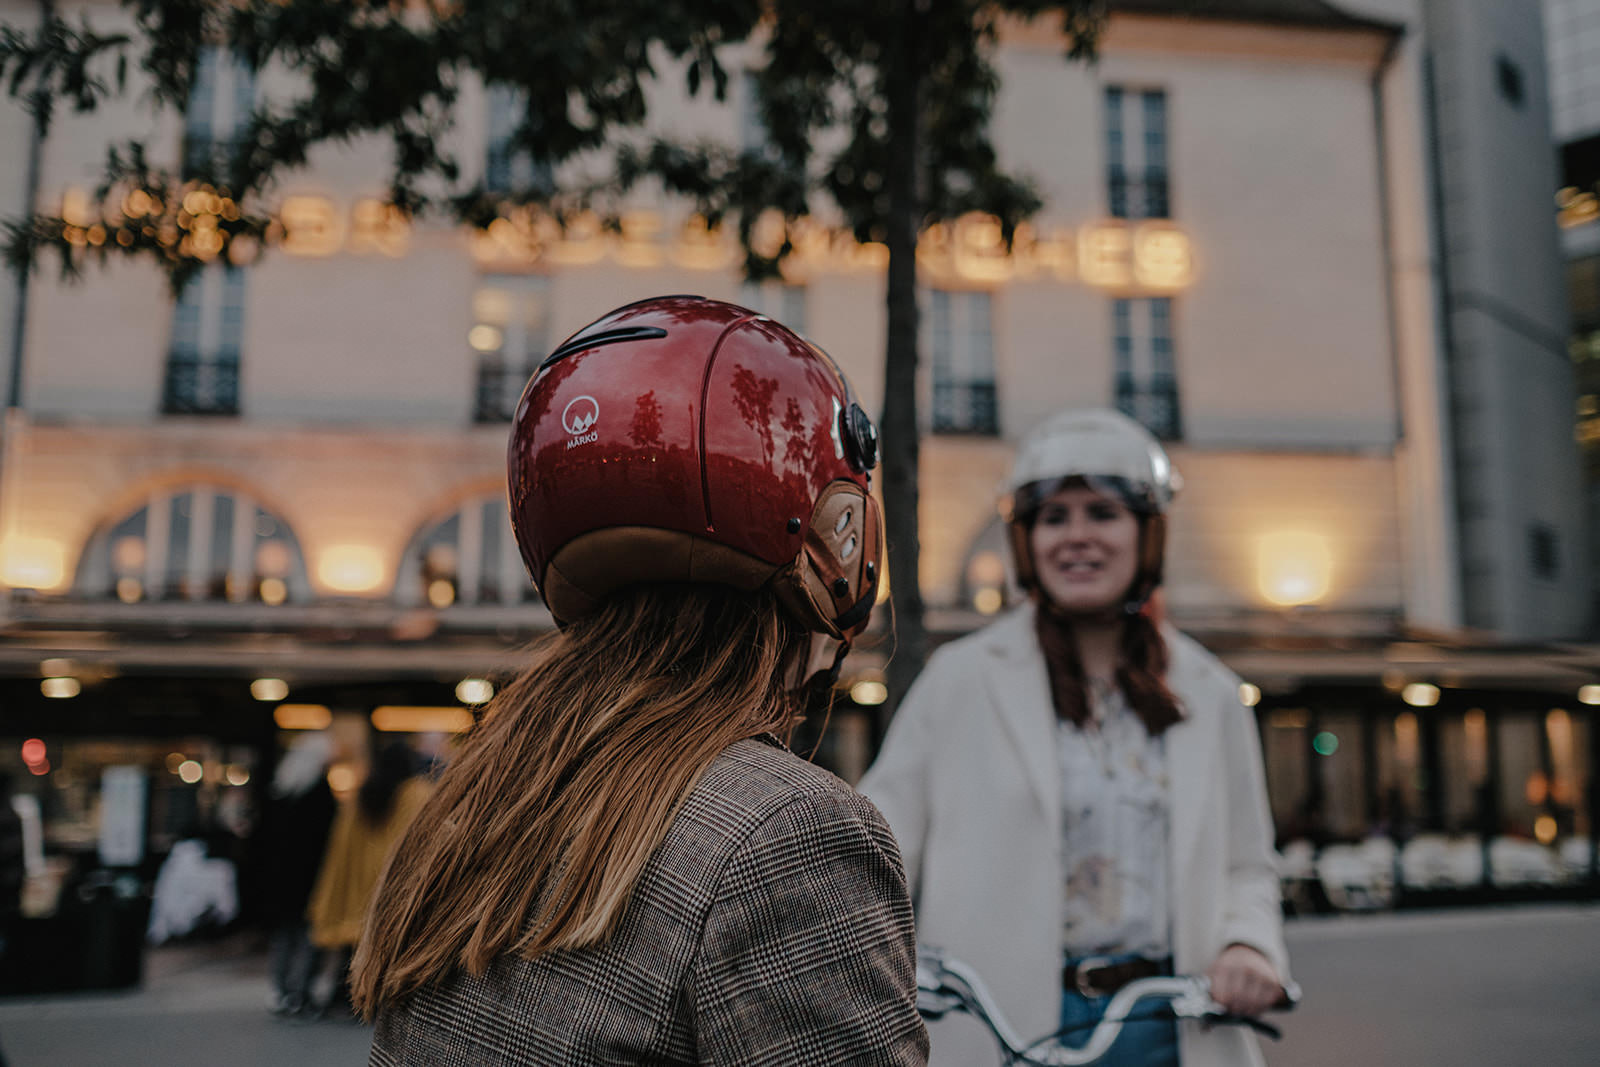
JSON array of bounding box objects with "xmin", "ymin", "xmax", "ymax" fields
[{"xmin": 1274, "ymin": 980, "xmax": 1303, "ymax": 1011}]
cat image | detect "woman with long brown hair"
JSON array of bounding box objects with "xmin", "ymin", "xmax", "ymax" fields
[
  {"xmin": 352, "ymin": 296, "xmax": 926, "ymax": 1065},
  {"xmin": 860, "ymin": 409, "xmax": 1289, "ymax": 1067}
]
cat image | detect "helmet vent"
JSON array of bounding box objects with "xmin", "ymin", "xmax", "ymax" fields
[
  {"xmin": 835, "ymin": 508, "xmax": 853, "ymax": 534},
  {"xmin": 539, "ymin": 326, "xmax": 669, "ymax": 371}
]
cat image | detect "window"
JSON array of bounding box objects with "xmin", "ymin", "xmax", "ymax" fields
[
  {"xmin": 398, "ymin": 494, "xmax": 537, "ymax": 608},
  {"xmin": 1496, "ymin": 53, "xmax": 1525, "ymax": 109},
  {"xmin": 740, "ymin": 70, "xmax": 769, "ymax": 154},
  {"xmin": 738, "ymin": 281, "xmax": 807, "ymax": 333},
  {"xmin": 1112, "ymin": 297, "xmax": 1181, "ymax": 440},
  {"xmin": 1529, "ymin": 522, "xmax": 1560, "ymax": 580},
  {"xmin": 182, "ymin": 47, "xmax": 255, "ymax": 176},
  {"xmin": 485, "ymin": 85, "xmax": 553, "ymax": 195},
  {"xmin": 74, "ymin": 486, "xmax": 309, "ymax": 604},
  {"xmin": 471, "ymin": 275, "xmax": 551, "ymax": 422},
  {"xmin": 1105, "ymin": 87, "xmax": 1169, "ymax": 220},
  {"xmin": 163, "ymin": 266, "xmax": 246, "ymax": 415},
  {"xmin": 929, "ymin": 289, "xmax": 998, "ymax": 435}
]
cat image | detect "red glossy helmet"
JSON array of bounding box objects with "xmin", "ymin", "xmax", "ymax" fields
[{"xmin": 508, "ymin": 295, "xmax": 883, "ymax": 640}]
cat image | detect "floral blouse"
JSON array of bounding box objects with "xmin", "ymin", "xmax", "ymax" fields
[{"xmin": 1057, "ymin": 684, "xmax": 1172, "ymax": 959}]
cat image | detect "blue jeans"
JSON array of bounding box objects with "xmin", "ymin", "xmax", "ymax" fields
[{"xmin": 1058, "ymin": 954, "xmax": 1180, "ymax": 1067}]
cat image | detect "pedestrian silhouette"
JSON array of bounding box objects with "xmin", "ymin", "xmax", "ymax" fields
[{"xmin": 258, "ymin": 732, "xmax": 337, "ymax": 1016}]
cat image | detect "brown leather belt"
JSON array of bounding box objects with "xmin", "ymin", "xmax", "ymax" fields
[{"xmin": 1062, "ymin": 955, "xmax": 1173, "ymax": 997}]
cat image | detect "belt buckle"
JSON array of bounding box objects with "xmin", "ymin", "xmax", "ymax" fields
[{"xmin": 1073, "ymin": 955, "xmax": 1113, "ymax": 998}]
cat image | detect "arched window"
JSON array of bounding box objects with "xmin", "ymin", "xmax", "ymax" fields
[
  {"xmin": 396, "ymin": 493, "xmax": 536, "ymax": 608},
  {"xmin": 75, "ymin": 486, "xmax": 310, "ymax": 604}
]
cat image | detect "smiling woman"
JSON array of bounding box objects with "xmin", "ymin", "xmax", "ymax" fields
[
  {"xmin": 1027, "ymin": 486, "xmax": 1142, "ymax": 616},
  {"xmin": 860, "ymin": 409, "xmax": 1290, "ymax": 1067}
]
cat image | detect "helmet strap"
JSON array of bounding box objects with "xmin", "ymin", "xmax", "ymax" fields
[{"xmin": 790, "ymin": 632, "xmax": 849, "ymax": 693}]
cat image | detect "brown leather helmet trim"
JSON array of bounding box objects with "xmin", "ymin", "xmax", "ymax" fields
[
  {"xmin": 773, "ymin": 481, "xmax": 883, "ymax": 640},
  {"xmin": 543, "ymin": 527, "xmax": 779, "ymax": 626},
  {"xmin": 1007, "ymin": 519, "xmax": 1037, "ymax": 591}
]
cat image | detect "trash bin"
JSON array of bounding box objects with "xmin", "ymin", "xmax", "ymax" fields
[{"xmin": 72, "ymin": 870, "xmax": 150, "ymax": 990}]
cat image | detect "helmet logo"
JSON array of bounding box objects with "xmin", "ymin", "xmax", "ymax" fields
[{"xmin": 562, "ymin": 395, "xmax": 600, "ymax": 447}]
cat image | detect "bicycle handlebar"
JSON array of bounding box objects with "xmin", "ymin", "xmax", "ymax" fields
[{"xmin": 916, "ymin": 945, "xmax": 1301, "ymax": 1066}]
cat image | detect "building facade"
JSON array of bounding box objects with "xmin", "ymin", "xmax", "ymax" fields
[{"xmin": 0, "ymin": 0, "xmax": 1593, "ymax": 948}]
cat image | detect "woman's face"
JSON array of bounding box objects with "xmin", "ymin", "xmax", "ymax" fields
[{"xmin": 1027, "ymin": 483, "xmax": 1142, "ymax": 614}]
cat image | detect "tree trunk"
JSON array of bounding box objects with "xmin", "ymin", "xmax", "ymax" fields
[{"xmin": 880, "ymin": 0, "xmax": 925, "ymax": 717}]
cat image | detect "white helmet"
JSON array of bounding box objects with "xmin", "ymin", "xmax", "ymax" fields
[
  {"xmin": 1000, "ymin": 408, "xmax": 1181, "ymax": 610},
  {"xmin": 1003, "ymin": 408, "xmax": 1180, "ymax": 515}
]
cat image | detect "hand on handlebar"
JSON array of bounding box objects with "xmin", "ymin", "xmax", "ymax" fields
[
  {"xmin": 1205, "ymin": 944, "xmax": 1285, "ymax": 1018},
  {"xmin": 917, "ymin": 944, "xmax": 1299, "ymax": 1066}
]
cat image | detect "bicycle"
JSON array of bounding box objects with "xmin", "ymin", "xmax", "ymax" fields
[{"xmin": 916, "ymin": 945, "xmax": 1302, "ymax": 1066}]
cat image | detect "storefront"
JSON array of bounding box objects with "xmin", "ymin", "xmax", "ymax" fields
[{"xmin": 1252, "ymin": 674, "xmax": 1600, "ymax": 911}]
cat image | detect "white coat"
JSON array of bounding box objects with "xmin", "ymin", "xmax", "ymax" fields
[{"xmin": 859, "ymin": 605, "xmax": 1290, "ymax": 1067}]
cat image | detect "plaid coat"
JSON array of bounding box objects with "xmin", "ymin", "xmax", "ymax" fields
[{"xmin": 369, "ymin": 737, "xmax": 929, "ymax": 1066}]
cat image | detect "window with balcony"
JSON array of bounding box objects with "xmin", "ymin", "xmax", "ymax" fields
[
  {"xmin": 164, "ymin": 266, "xmax": 246, "ymax": 415},
  {"xmin": 1105, "ymin": 86, "xmax": 1169, "ymax": 220},
  {"xmin": 1113, "ymin": 297, "xmax": 1181, "ymax": 440},
  {"xmin": 740, "ymin": 69, "xmax": 774, "ymax": 156},
  {"xmin": 397, "ymin": 494, "xmax": 537, "ymax": 608},
  {"xmin": 182, "ymin": 46, "xmax": 255, "ymax": 177},
  {"xmin": 75, "ymin": 486, "xmax": 309, "ymax": 604},
  {"xmin": 471, "ymin": 275, "xmax": 551, "ymax": 422},
  {"xmin": 485, "ymin": 84, "xmax": 553, "ymax": 195},
  {"xmin": 929, "ymin": 289, "xmax": 998, "ymax": 435}
]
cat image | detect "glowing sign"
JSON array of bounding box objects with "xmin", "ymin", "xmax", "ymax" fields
[
  {"xmin": 281, "ymin": 196, "xmax": 345, "ymax": 257},
  {"xmin": 1078, "ymin": 223, "xmax": 1135, "ymax": 288},
  {"xmin": 284, "ymin": 192, "xmax": 1201, "ymax": 294},
  {"xmin": 672, "ymin": 214, "xmax": 739, "ymax": 271},
  {"xmin": 348, "ymin": 197, "xmax": 411, "ymax": 257},
  {"xmin": 1133, "ymin": 225, "xmax": 1192, "ymax": 289},
  {"xmin": 614, "ymin": 211, "xmax": 664, "ymax": 268}
]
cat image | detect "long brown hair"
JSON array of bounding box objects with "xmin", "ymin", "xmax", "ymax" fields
[
  {"xmin": 1034, "ymin": 593, "xmax": 1183, "ymax": 736},
  {"xmin": 350, "ymin": 584, "xmax": 808, "ymax": 1016}
]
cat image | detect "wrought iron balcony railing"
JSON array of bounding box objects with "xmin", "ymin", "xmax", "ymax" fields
[
  {"xmin": 933, "ymin": 380, "xmax": 999, "ymax": 436},
  {"xmin": 162, "ymin": 354, "xmax": 240, "ymax": 416},
  {"xmin": 474, "ymin": 359, "xmax": 531, "ymax": 423},
  {"xmin": 1115, "ymin": 375, "xmax": 1182, "ymax": 441},
  {"xmin": 1108, "ymin": 170, "xmax": 1171, "ymax": 220}
]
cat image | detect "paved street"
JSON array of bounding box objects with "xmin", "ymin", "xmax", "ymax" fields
[
  {"xmin": 0, "ymin": 904, "xmax": 1595, "ymax": 1065},
  {"xmin": 1274, "ymin": 904, "xmax": 1600, "ymax": 1066},
  {"xmin": 0, "ymin": 934, "xmax": 374, "ymax": 1067}
]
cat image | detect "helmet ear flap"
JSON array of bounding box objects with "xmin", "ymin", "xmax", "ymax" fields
[
  {"xmin": 1006, "ymin": 519, "xmax": 1036, "ymax": 593},
  {"xmin": 774, "ymin": 482, "xmax": 882, "ymax": 639},
  {"xmin": 1125, "ymin": 513, "xmax": 1167, "ymax": 611},
  {"xmin": 1140, "ymin": 514, "xmax": 1167, "ymax": 587}
]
